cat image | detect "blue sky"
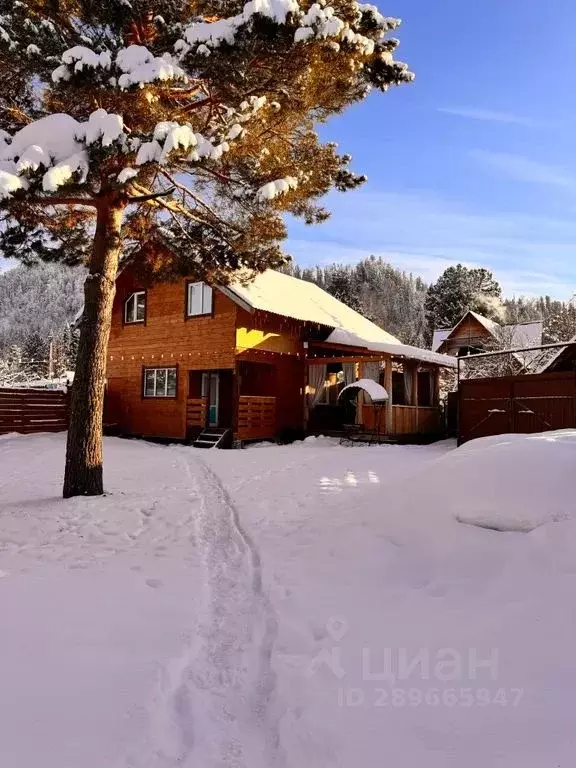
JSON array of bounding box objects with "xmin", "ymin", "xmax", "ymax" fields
[{"xmin": 287, "ymin": 0, "xmax": 576, "ymax": 298}]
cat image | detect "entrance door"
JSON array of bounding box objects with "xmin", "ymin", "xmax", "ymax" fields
[{"xmin": 202, "ymin": 372, "xmax": 220, "ymax": 427}]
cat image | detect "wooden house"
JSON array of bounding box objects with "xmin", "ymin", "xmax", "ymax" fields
[
  {"xmin": 536, "ymin": 335, "xmax": 576, "ymax": 373},
  {"xmin": 105, "ymin": 269, "xmax": 456, "ymax": 445},
  {"xmin": 433, "ymin": 310, "xmax": 542, "ymax": 359}
]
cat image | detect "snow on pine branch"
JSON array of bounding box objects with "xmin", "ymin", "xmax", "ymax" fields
[
  {"xmin": 52, "ymin": 44, "xmax": 187, "ymax": 89},
  {"xmin": 0, "ymin": 111, "xmax": 126, "ymax": 198},
  {"xmin": 176, "ymin": 0, "xmax": 402, "ymax": 60},
  {"xmin": 256, "ymin": 176, "xmax": 298, "ymax": 201},
  {"xmin": 0, "ymin": 106, "xmax": 257, "ymax": 200}
]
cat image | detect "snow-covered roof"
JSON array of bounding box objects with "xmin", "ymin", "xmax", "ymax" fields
[
  {"xmin": 225, "ymin": 269, "xmax": 400, "ymax": 343},
  {"xmin": 506, "ymin": 321, "xmax": 543, "ymax": 349},
  {"xmin": 534, "ymin": 334, "xmax": 576, "ymax": 373},
  {"xmin": 224, "ymin": 270, "xmax": 457, "ymax": 367},
  {"xmin": 468, "ymin": 309, "xmax": 500, "ymax": 333},
  {"xmin": 326, "ymin": 328, "xmax": 457, "ymax": 366},
  {"xmin": 339, "ymin": 378, "xmax": 389, "ymax": 403},
  {"xmin": 431, "ymin": 328, "xmax": 450, "ymax": 352}
]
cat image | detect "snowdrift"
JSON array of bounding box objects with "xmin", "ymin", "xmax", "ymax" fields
[{"xmin": 402, "ymin": 430, "xmax": 576, "ymax": 532}]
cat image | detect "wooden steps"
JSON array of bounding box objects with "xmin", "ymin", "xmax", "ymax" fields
[{"xmin": 192, "ymin": 427, "xmax": 232, "ymax": 449}]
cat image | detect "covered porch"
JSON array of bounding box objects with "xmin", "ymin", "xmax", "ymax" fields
[
  {"xmin": 185, "ymin": 360, "xmax": 280, "ymax": 442},
  {"xmin": 305, "ymin": 341, "xmax": 445, "ymax": 440}
]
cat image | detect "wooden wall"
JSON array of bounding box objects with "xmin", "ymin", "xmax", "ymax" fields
[
  {"xmin": 106, "ymin": 273, "xmax": 307, "ymax": 440},
  {"xmin": 107, "ymin": 268, "xmax": 238, "ymax": 438},
  {"xmin": 442, "ymin": 315, "xmax": 492, "ymax": 355},
  {"xmin": 235, "ymin": 308, "xmax": 302, "ymax": 355}
]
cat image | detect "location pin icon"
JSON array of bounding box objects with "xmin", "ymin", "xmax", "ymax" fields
[{"xmin": 326, "ymin": 616, "xmax": 348, "ymax": 642}]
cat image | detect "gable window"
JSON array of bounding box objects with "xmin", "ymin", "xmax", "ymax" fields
[
  {"xmin": 125, "ymin": 291, "xmax": 146, "ymax": 324},
  {"xmin": 186, "ymin": 282, "xmax": 213, "ymax": 317},
  {"xmin": 143, "ymin": 367, "xmax": 177, "ymax": 398}
]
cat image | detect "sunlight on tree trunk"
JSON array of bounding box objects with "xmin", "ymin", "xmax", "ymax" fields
[{"xmin": 63, "ymin": 200, "xmax": 125, "ymax": 498}]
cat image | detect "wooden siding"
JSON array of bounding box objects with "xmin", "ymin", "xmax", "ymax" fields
[
  {"xmin": 237, "ymin": 395, "xmax": 276, "ymax": 440},
  {"xmin": 236, "ymin": 308, "xmax": 302, "ymax": 355},
  {"xmin": 441, "ymin": 315, "xmax": 493, "ymax": 355},
  {"xmin": 0, "ymin": 388, "xmax": 68, "ymax": 435},
  {"xmin": 106, "ymin": 268, "xmax": 238, "ymax": 438}
]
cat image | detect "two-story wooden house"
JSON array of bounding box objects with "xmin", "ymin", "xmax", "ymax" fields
[{"xmin": 105, "ymin": 268, "xmax": 456, "ymax": 445}]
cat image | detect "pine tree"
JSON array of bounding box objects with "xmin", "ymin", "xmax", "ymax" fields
[
  {"xmin": 425, "ymin": 264, "xmax": 502, "ymax": 338},
  {"xmin": 0, "ymin": 0, "xmax": 413, "ymax": 496},
  {"xmin": 544, "ymin": 304, "xmax": 576, "ymax": 343}
]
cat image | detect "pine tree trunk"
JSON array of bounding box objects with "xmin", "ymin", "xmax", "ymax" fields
[{"xmin": 62, "ymin": 199, "xmax": 125, "ymax": 498}]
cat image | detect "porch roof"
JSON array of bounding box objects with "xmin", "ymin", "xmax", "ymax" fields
[{"xmin": 320, "ymin": 330, "xmax": 457, "ymax": 368}]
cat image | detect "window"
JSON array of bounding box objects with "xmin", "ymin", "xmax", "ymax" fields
[
  {"xmin": 143, "ymin": 367, "xmax": 177, "ymax": 398},
  {"xmin": 125, "ymin": 291, "xmax": 146, "ymax": 324},
  {"xmin": 186, "ymin": 282, "xmax": 213, "ymax": 317}
]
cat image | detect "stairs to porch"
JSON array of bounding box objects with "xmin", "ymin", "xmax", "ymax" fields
[{"xmin": 192, "ymin": 427, "xmax": 232, "ymax": 449}]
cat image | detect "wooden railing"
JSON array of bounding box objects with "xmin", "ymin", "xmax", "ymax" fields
[
  {"xmin": 362, "ymin": 404, "xmax": 441, "ymax": 435},
  {"xmin": 0, "ymin": 387, "xmax": 68, "ymax": 435},
  {"xmin": 392, "ymin": 405, "xmax": 440, "ymax": 435},
  {"xmin": 186, "ymin": 397, "xmax": 207, "ymax": 428},
  {"xmin": 237, "ymin": 395, "xmax": 276, "ymax": 441}
]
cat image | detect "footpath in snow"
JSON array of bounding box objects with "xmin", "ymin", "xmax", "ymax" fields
[{"xmin": 1, "ymin": 430, "xmax": 576, "ymax": 767}]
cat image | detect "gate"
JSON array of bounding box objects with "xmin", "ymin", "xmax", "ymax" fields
[{"xmin": 458, "ymin": 371, "xmax": 576, "ymax": 444}]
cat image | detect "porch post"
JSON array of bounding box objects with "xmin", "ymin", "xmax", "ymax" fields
[
  {"xmin": 433, "ymin": 366, "xmax": 440, "ymax": 405},
  {"xmin": 384, "ymin": 355, "xmax": 393, "ymax": 434},
  {"xmin": 411, "ymin": 363, "xmax": 419, "ymax": 431},
  {"xmin": 232, "ymin": 364, "xmax": 241, "ymax": 437},
  {"xmin": 303, "ymin": 358, "xmax": 309, "ymax": 432},
  {"xmin": 356, "ymin": 361, "xmax": 364, "ymax": 425}
]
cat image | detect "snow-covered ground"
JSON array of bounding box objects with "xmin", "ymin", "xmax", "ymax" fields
[{"xmin": 1, "ymin": 430, "xmax": 576, "ymax": 767}]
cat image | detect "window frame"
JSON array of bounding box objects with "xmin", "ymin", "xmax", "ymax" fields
[
  {"xmin": 124, "ymin": 290, "xmax": 146, "ymax": 325},
  {"xmin": 185, "ymin": 281, "xmax": 214, "ymax": 319},
  {"xmin": 142, "ymin": 366, "xmax": 178, "ymax": 399}
]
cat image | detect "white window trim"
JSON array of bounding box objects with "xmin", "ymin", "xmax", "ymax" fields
[
  {"xmin": 124, "ymin": 291, "xmax": 146, "ymax": 324},
  {"xmin": 186, "ymin": 282, "xmax": 213, "ymax": 317},
  {"xmin": 143, "ymin": 367, "xmax": 177, "ymax": 398}
]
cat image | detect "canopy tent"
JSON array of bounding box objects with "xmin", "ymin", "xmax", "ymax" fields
[{"xmin": 338, "ymin": 378, "xmax": 389, "ymax": 403}]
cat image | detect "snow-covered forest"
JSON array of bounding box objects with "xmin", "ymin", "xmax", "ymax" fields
[
  {"xmin": 284, "ymin": 258, "xmax": 576, "ymax": 346},
  {"xmin": 1, "ymin": 258, "xmax": 575, "ymax": 386},
  {"xmin": 0, "ymin": 263, "xmax": 83, "ymax": 384}
]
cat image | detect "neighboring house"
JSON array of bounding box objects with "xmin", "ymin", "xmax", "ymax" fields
[
  {"xmin": 432, "ymin": 310, "xmax": 543, "ymax": 361},
  {"xmin": 535, "ymin": 335, "xmax": 576, "ymax": 373},
  {"xmin": 106, "ymin": 268, "xmax": 455, "ymax": 444}
]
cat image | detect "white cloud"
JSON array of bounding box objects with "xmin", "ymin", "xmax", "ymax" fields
[
  {"xmin": 286, "ymin": 190, "xmax": 576, "ymax": 298},
  {"xmin": 438, "ymin": 107, "xmax": 542, "ymax": 127},
  {"xmin": 473, "ymin": 150, "xmax": 576, "ymax": 190}
]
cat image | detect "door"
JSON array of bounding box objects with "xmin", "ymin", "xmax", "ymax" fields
[{"xmin": 202, "ymin": 372, "xmax": 220, "ymax": 427}]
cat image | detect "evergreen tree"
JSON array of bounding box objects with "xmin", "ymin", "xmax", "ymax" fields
[
  {"xmin": 0, "ymin": 0, "xmax": 413, "ymax": 496},
  {"xmin": 22, "ymin": 332, "xmax": 50, "ymax": 378},
  {"xmin": 544, "ymin": 304, "xmax": 576, "ymax": 343},
  {"xmin": 287, "ymin": 255, "xmax": 428, "ymax": 345},
  {"xmin": 425, "ymin": 264, "xmax": 503, "ymax": 338}
]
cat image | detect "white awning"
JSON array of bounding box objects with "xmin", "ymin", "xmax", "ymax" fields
[{"xmin": 338, "ymin": 378, "xmax": 389, "ymax": 403}]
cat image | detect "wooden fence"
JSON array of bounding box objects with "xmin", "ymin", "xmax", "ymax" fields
[
  {"xmin": 458, "ymin": 371, "xmax": 576, "ymax": 444},
  {"xmin": 0, "ymin": 388, "xmax": 69, "ymax": 435}
]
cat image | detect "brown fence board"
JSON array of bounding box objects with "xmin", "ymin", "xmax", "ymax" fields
[
  {"xmin": 0, "ymin": 388, "xmax": 69, "ymax": 435},
  {"xmin": 458, "ymin": 371, "xmax": 576, "ymax": 444}
]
